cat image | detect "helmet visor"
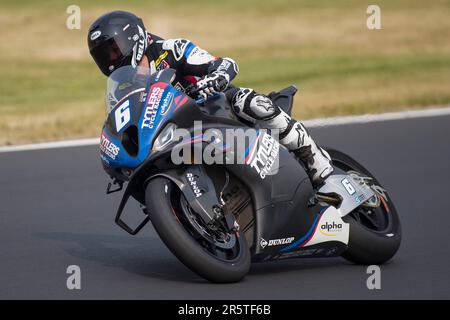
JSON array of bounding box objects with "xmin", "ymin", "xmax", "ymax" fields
[{"xmin": 90, "ymin": 37, "xmax": 133, "ymax": 76}]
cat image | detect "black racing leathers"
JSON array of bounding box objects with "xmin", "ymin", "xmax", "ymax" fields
[
  {"xmin": 145, "ymin": 34, "xmax": 238, "ymax": 94},
  {"xmin": 145, "ymin": 33, "xmax": 334, "ymax": 185}
]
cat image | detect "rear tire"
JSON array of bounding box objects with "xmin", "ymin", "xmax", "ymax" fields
[
  {"xmin": 145, "ymin": 177, "xmax": 251, "ymax": 283},
  {"xmin": 326, "ymin": 148, "xmax": 401, "ymax": 265}
]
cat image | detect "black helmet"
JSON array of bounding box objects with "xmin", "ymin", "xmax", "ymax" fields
[{"xmin": 88, "ymin": 11, "xmax": 148, "ymax": 76}]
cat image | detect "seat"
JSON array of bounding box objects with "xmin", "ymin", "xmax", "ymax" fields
[{"xmin": 268, "ymin": 85, "xmax": 298, "ymax": 116}]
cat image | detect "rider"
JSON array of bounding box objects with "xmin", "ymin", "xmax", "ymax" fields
[{"xmin": 87, "ymin": 11, "xmax": 334, "ymax": 187}]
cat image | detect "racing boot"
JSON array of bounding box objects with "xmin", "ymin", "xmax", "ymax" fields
[
  {"xmin": 232, "ymin": 88, "xmax": 334, "ymax": 187},
  {"xmin": 292, "ymin": 138, "xmax": 334, "ymax": 187},
  {"xmin": 276, "ymin": 118, "xmax": 334, "ymax": 187}
]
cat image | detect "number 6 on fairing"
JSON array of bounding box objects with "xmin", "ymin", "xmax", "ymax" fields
[
  {"xmin": 341, "ymin": 178, "xmax": 356, "ymax": 195},
  {"xmin": 115, "ymin": 100, "xmax": 131, "ymax": 132}
]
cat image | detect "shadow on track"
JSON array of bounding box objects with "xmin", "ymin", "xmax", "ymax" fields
[
  {"xmin": 35, "ymin": 232, "xmax": 354, "ymax": 284},
  {"xmin": 34, "ymin": 232, "xmax": 205, "ymax": 283}
]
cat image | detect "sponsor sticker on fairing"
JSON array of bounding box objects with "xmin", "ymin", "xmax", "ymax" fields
[
  {"xmin": 246, "ymin": 132, "xmax": 279, "ymax": 179},
  {"xmin": 260, "ymin": 237, "xmax": 294, "ymax": 249},
  {"xmin": 160, "ymin": 92, "xmax": 174, "ymax": 115},
  {"xmin": 304, "ymin": 207, "xmax": 350, "ymax": 246},
  {"xmin": 142, "ymin": 87, "xmax": 163, "ymax": 129},
  {"xmin": 100, "ymin": 134, "xmax": 120, "ymax": 160},
  {"xmin": 319, "ymin": 221, "xmax": 343, "ymax": 236},
  {"xmin": 173, "ymin": 82, "xmax": 185, "ymax": 92}
]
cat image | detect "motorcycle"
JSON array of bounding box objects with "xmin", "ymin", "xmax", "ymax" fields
[{"xmin": 100, "ymin": 66, "xmax": 401, "ymax": 283}]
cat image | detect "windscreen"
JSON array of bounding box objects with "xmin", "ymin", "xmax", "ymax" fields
[{"xmin": 105, "ymin": 65, "xmax": 151, "ymax": 113}]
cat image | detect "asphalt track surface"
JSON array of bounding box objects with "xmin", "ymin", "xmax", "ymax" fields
[{"xmin": 1, "ymin": 115, "xmax": 450, "ymax": 299}]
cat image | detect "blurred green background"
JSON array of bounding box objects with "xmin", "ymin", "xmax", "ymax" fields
[{"xmin": 1, "ymin": 0, "xmax": 449, "ymax": 145}]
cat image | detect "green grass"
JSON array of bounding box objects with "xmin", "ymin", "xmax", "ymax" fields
[
  {"xmin": 0, "ymin": 0, "xmax": 449, "ymax": 144},
  {"xmin": 1, "ymin": 60, "xmax": 102, "ymax": 112}
]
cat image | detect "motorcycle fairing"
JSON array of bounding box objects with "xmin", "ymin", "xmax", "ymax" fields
[
  {"xmin": 252, "ymin": 206, "xmax": 349, "ymax": 261},
  {"xmin": 110, "ymin": 104, "xmax": 350, "ymax": 259},
  {"xmin": 268, "ymin": 241, "xmax": 348, "ymax": 261},
  {"xmin": 318, "ymin": 174, "xmax": 376, "ymax": 217},
  {"xmin": 279, "ymin": 206, "xmax": 349, "ymax": 250},
  {"xmin": 100, "ymin": 81, "xmax": 189, "ymax": 171},
  {"xmin": 102, "ymin": 69, "xmax": 350, "ymax": 261}
]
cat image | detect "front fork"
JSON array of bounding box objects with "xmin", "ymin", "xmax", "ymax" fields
[{"xmin": 111, "ymin": 165, "xmax": 238, "ymax": 235}]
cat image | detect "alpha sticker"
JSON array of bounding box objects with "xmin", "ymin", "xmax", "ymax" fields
[
  {"xmin": 305, "ymin": 207, "xmax": 349, "ymax": 246},
  {"xmin": 319, "ymin": 221, "xmax": 343, "ymax": 236}
]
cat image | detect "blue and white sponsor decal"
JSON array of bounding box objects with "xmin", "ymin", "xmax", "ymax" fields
[
  {"xmin": 160, "ymin": 92, "xmax": 174, "ymax": 116},
  {"xmin": 141, "ymin": 87, "xmax": 163, "ymax": 129}
]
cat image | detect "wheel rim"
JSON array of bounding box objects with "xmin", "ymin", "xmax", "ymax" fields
[{"xmin": 167, "ymin": 183, "xmax": 242, "ymax": 262}]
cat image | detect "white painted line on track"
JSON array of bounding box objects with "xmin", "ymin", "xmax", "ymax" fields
[
  {"xmin": 0, "ymin": 138, "xmax": 99, "ymax": 153},
  {"xmin": 1, "ymin": 106, "xmax": 450, "ymax": 153},
  {"xmin": 302, "ymin": 106, "xmax": 450, "ymax": 128}
]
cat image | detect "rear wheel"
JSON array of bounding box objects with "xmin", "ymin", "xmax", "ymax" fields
[
  {"xmin": 145, "ymin": 177, "xmax": 250, "ymax": 283},
  {"xmin": 326, "ymin": 148, "xmax": 401, "ymax": 265}
]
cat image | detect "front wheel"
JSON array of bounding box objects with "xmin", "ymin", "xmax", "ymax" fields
[
  {"xmin": 145, "ymin": 177, "xmax": 250, "ymax": 283},
  {"xmin": 326, "ymin": 148, "xmax": 402, "ymax": 265}
]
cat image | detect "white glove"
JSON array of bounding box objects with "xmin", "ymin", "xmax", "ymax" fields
[{"xmin": 195, "ymin": 72, "xmax": 230, "ymax": 100}]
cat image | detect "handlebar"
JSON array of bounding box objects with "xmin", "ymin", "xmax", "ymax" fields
[
  {"xmin": 195, "ymin": 93, "xmax": 222, "ymax": 105},
  {"xmin": 187, "ymin": 76, "xmax": 228, "ymax": 105}
]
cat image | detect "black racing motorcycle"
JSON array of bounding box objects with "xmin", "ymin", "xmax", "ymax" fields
[{"xmin": 100, "ymin": 66, "xmax": 401, "ymax": 283}]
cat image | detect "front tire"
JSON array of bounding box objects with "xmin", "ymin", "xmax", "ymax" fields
[
  {"xmin": 145, "ymin": 177, "xmax": 251, "ymax": 283},
  {"xmin": 326, "ymin": 148, "xmax": 402, "ymax": 265}
]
